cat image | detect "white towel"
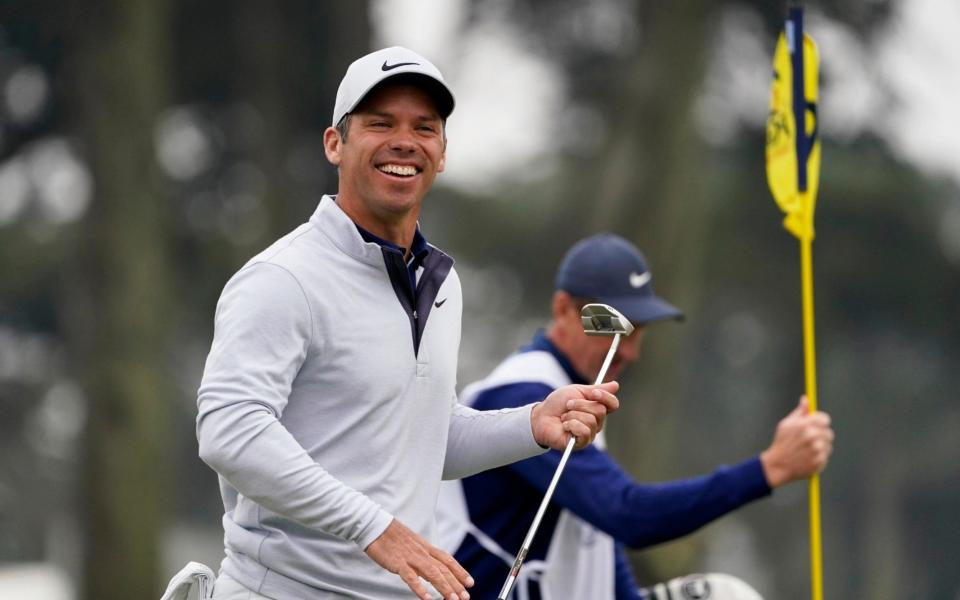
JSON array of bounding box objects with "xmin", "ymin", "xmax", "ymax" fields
[{"xmin": 160, "ymin": 562, "xmax": 216, "ymax": 600}]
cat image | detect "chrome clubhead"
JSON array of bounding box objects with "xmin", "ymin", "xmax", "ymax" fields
[{"xmin": 580, "ymin": 303, "xmax": 635, "ymax": 337}]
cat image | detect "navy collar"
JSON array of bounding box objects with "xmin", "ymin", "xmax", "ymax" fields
[
  {"xmin": 355, "ymin": 223, "xmax": 430, "ymax": 269},
  {"xmin": 523, "ymin": 329, "xmax": 589, "ymax": 385}
]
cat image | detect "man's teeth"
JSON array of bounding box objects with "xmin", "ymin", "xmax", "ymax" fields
[{"xmin": 378, "ymin": 164, "xmax": 417, "ymax": 177}]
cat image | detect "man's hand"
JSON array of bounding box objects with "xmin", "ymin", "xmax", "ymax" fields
[
  {"xmin": 760, "ymin": 396, "xmax": 834, "ymax": 488},
  {"xmin": 531, "ymin": 381, "xmax": 620, "ymax": 451},
  {"xmin": 365, "ymin": 519, "xmax": 473, "ymax": 600}
]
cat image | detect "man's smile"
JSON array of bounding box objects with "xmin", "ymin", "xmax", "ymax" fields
[{"xmin": 376, "ymin": 163, "xmax": 421, "ymax": 178}]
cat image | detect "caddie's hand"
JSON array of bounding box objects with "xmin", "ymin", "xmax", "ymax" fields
[
  {"xmin": 531, "ymin": 381, "xmax": 620, "ymax": 451},
  {"xmin": 365, "ymin": 519, "xmax": 473, "ymax": 600},
  {"xmin": 760, "ymin": 395, "xmax": 834, "ymax": 488}
]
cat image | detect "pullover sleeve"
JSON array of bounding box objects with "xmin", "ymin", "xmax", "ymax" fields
[
  {"xmin": 474, "ymin": 383, "xmax": 772, "ymax": 548},
  {"xmin": 614, "ymin": 543, "xmax": 644, "ymax": 600},
  {"xmin": 196, "ymin": 263, "xmax": 393, "ymax": 550},
  {"xmin": 442, "ymin": 401, "xmax": 546, "ymax": 481}
]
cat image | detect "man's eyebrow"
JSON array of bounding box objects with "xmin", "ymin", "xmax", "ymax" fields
[
  {"xmin": 357, "ymin": 110, "xmax": 441, "ymax": 121},
  {"xmin": 361, "ymin": 109, "xmax": 393, "ymax": 118}
]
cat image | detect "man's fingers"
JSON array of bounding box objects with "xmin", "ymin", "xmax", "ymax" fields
[
  {"xmin": 413, "ymin": 560, "xmax": 459, "ymax": 600},
  {"xmin": 563, "ymin": 419, "xmax": 593, "ymax": 447},
  {"xmin": 411, "ymin": 548, "xmax": 471, "ymax": 600},
  {"xmin": 816, "ymin": 429, "xmax": 833, "ymax": 456},
  {"xmin": 436, "ymin": 568, "xmax": 469, "ymax": 600},
  {"xmin": 561, "ymin": 409, "xmax": 601, "ymax": 431},
  {"xmin": 575, "ymin": 385, "xmax": 620, "ymax": 412},
  {"xmin": 815, "ymin": 438, "xmax": 832, "ymax": 456},
  {"xmin": 801, "ymin": 425, "xmax": 834, "ymax": 473},
  {"xmin": 430, "ymin": 546, "xmax": 474, "ymax": 593},
  {"xmin": 564, "ymin": 398, "xmax": 609, "ymax": 418},
  {"xmin": 597, "ymin": 380, "xmax": 620, "ymax": 393},
  {"xmin": 398, "ymin": 567, "xmax": 433, "ymax": 600},
  {"xmin": 395, "ymin": 554, "xmax": 451, "ymax": 600},
  {"xmin": 800, "ymin": 414, "xmax": 833, "ymax": 443},
  {"xmin": 434, "ymin": 569, "xmax": 465, "ymax": 600}
]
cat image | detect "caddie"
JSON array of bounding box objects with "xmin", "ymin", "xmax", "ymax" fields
[{"xmin": 436, "ymin": 233, "xmax": 834, "ymax": 599}]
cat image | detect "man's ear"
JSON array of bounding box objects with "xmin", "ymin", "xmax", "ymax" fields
[
  {"xmin": 551, "ymin": 291, "xmax": 577, "ymax": 321},
  {"xmin": 323, "ymin": 127, "xmax": 342, "ymax": 167}
]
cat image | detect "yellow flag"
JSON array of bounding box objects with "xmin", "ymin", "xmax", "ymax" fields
[
  {"xmin": 766, "ymin": 30, "xmax": 821, "ymax": 240},
  {"xmin": 766, "ymin": 13, "xmax": 826, "ymax": 600}
]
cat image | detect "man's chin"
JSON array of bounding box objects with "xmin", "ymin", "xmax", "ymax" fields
[{"xmin": 371, "ymin": 192, "xmax": 422, "ymax": 218}]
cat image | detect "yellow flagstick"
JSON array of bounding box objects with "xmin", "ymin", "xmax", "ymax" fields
[
  {"xmin": 765, "ymin": 6, "xmax": 823, "ymax": 599},
  {"xmin": 801, "ymin": 235, "xmax": 822, "ymax": 600}
]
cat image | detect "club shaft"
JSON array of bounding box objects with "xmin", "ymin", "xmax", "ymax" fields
[
  {"xmin": 594, "ymin": 333, "xmax": 620, "ymax": 387},
  {"xmin": 497, "ymin": 333, "xmax": 621, "ymax": 600}
]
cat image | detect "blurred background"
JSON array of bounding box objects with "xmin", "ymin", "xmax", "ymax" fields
[{"xmin": 1, "ymin": 0, "xmax": 958, "ymax": 598}]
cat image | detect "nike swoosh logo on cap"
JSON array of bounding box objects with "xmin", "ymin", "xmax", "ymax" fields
[
  {"xmin": 382, "ymin": 60, "xmax": 419, "ymax": 71},
  {"xmin": 629, "ymin": 271, "xmax": 651, "ymax": 289},
  {"xmin": 435, "ymin": 298, "xmax": 447, "ymax": 308}
]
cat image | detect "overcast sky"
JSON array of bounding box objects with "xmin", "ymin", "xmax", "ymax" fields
[{"xmin": 373, "ymin": 0, "xmax": 960, "ymax": 191}]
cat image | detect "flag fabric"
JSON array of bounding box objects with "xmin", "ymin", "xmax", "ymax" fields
[{"xmin": 766, "ymin": 17, "xmax": 821, "ymax": 241}]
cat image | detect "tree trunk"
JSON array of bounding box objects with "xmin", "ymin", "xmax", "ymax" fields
[
  {"xmin": 231, "ymin": 0, "xmax": 372, "ymax": 242},
  {"xmin": 62, "ymin": 0, "xmax": 174, "ymax": 597}
]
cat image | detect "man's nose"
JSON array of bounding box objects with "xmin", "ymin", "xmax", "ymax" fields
[{"xmin": 388, "ymin": 126, "xmax": 417, "ymax": 152}]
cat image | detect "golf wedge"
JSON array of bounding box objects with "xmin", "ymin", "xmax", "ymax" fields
[{"xmin": 497, "ymin": 303, "xmax": 634, "ymax": 599}]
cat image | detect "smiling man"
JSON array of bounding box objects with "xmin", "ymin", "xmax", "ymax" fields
[{"xmin": 195, "ymin": 47, "xmax": 620, "ymax": 600}]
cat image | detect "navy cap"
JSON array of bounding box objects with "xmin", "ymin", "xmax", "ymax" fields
[{"xmin": 555, "ymin": 233, "xmax": 684, "ymax": 325}]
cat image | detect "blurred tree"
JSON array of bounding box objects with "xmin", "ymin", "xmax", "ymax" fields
[{"xmin": 58, "ymin": 0, "xmax": 176, "ymax": 598}]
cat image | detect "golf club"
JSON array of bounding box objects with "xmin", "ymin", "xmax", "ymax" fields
[{"xmin": 497, "ymin": 303, "xmax": 635, "ymax": 600}]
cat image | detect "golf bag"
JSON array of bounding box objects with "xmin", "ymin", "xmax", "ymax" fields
[{"xmin": 640, "ymin": 573, "xmax": 764, "ymax": 600}]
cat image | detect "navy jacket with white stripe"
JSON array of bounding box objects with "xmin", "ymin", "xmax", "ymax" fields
[{"xmin": 453, "ymin": 331, "xmax": 771, "ymax": 599}]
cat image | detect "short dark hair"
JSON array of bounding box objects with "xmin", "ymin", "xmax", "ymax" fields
[{"xmin": 335, "ymin": 114, "xmax": 351, "ymax": 143}]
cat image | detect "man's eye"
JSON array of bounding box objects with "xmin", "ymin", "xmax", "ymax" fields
[
  {"xmin": 371, "ymin": 121, "xmax": 389, "ymax": 128},
  {"xmin": 418, "ymin": 125, "xmax": 437, "ymax": 133}
]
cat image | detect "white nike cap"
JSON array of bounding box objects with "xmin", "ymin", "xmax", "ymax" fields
[{"xmin": 331, "ymin": 46, "xmax": 456, "ymax": 127}]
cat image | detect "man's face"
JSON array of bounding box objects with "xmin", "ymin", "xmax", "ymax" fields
[
  {"xmin": 324, "ymin": 82, "xmax": 446, "ymax": 225},
  {"xmin": 571, "ymin": 324, "xmax": 644, "ymax": 383}
]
